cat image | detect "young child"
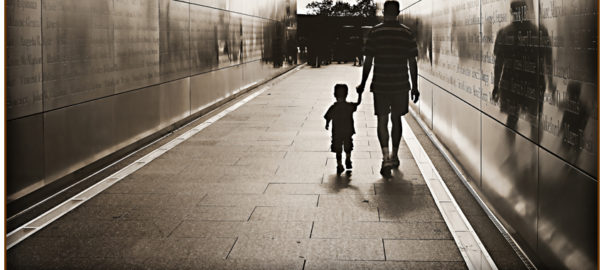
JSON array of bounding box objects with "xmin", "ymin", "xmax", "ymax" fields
[{"xmin": 324, "ymin": 84, "xmax": 361, "ymax": 175}]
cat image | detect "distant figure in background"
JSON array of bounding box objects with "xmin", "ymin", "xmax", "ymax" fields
[
  {"xmin": 324, "ymin": 84, "xmax": 362, "ymax": 175},
  {"xmin": 491, "ymin": 0, "xmax": 554, "ymax": 143},
  {"xmin": 286, "ymin": 33, "xmax": 297, "ymax": 65},
  {"xmin": 351, "ymin": 34, "xmax": 363, "ymax": 66},
  {"xmin": 308, "ymin": 34, "xmax": 320, "ymax": 67},
  {"xmin": 334, "ymin": 36, "xmax": 344, "ymax": 63},
  {"xmin": 357, "ymin": 0, "xmax": 419, "ymax": 178}
]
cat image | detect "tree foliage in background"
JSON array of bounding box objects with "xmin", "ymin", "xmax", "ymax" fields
[
  {"xmin": 351, "ymin": 0, "xmax": 377, "ymax": 17},
  {"xmin": 306, "ymin": 0, "xmax": 376, "ymax": 17}
]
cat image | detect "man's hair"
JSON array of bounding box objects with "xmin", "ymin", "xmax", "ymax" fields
[
  {"xmin": 383, "ymin": 1, "xmax": 400, "ymax": 16},
  {"xmin": 334, "ymin": 84, "xmax": 348, "ymax": 98}
]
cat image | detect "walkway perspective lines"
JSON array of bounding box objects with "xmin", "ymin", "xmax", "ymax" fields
[
  {"xmin": 6, "ymin": 66, "xmax": 302, "ymax": 250},
  {"xmin": 8, "ymin": 65, "xmax": 498, "ymax": 269}
]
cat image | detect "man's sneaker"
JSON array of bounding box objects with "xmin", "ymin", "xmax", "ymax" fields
[
  {"xmin": 380, "ymin": 160, "xmax": 393, "ymax": 178},
  {"xmin": 392, "ymin": 157, "xmax": 400, "ymax": 168},
  {"xmin": 345, "ymin": 159, "xmax": 353, "ymax": 170},
  {"xmin": 337, "ymin": 164, "xmax": 345, "ymax": 175}
]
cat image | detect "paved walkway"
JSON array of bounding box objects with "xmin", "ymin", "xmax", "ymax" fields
[{"xmin": 8, "ymin": 64, "xmax": 467, "ymax": 269}]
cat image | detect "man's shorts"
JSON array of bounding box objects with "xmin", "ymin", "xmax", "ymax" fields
[
  {"xmin": 331, "ymin": 135, "xmax": 353, "ymax": 153},
  {"xmin": 373, "ymin": 92, "xmax": 408, "ymax": 116}
]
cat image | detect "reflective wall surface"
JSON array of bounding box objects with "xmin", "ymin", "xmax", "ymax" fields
[
  {"xmin": 6, "ymin": 0, "xmax": 297, "ymax": 203},
  {"xmin": 402, "ymin": 0, "xmax": 596, "ymax": 269}
]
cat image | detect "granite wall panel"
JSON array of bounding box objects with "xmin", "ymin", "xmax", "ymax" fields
[
  {"xmin": 6, "ymin": 0, "xmax": 43, "ymax": 119},
  {"xmin": 42, "ymin": 0, "xmax": 115, "ymax": 110},
  {"xmin": 538, "ymin": 0, "xmax": 597, "ymax": 176},
  {"xmin": 113, "ymin": 0, "xmax": 160, "ymax": 93},
  {"xmin": 7, "ymin": 0, "xmax": 297, "ymax": 206},
  {"xmin": 159, "ymin": 0, "xmax": 191, "ymax": 82},
  {"xmin": 401, "ymin": 0, "xmax": 597, "ymax": 268},
  {"xmin": 7, "ymin": 115, "xmax": 45, "ymax": 200},
  {"xmin": 538, "ymin": 148, "xmax": 597, "ymax": 270}
]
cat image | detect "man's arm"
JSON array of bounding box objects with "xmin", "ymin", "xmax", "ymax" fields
[
  {"xmin": 542, "ymin": 27, "xmax": 556, "ymax": 103},
  {"xmin": 357, "ymin": 55, "xmax": 373, "ymax": 93},
  {"xmin": 409, "ymin": 56, "xmax": 419, "ymax": 103},
  {"xmin": 409, "ymin": 57, "xmax": 418, "ymax": 90}
]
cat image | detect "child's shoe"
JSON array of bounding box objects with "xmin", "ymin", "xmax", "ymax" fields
[{"xmin": 345, "ymin": 159, "xmax": 353, "ymax": 170}]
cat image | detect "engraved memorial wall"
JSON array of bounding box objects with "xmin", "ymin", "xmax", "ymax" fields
[
  {"xmin": 6, "ymin": 0, "xmax": 297, "ymax": 209},
  {"xmin": 6, "ymin": 0, "xmax": 43, "ymax": 119},
  {"xmin": 113, "ymin": 0, "xmax": 160, "ymax": 93},
  {"xmin": 6, "ymin": 0, "xmax": 45, "ymax": 198},
  {"xmin": 42, "ymin": 0, "xmax": 115, "ymax": 110},
  {"xmin": 402, "ymin": 0, "xmax": 596, "ymax": 269}
]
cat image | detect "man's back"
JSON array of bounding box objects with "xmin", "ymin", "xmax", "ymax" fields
[{"xmin": 365, "ymin": 22, "xmax": 418, "ymax": 93}]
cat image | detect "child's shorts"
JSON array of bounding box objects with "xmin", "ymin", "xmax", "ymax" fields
[{"xmin": 331, "ymin": 135, "xmax": 353, "ymax": 153}]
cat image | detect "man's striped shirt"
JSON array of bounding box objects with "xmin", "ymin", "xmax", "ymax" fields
[{"xmin": 365, "ymin": 21, "xmax": 418, "ymax": 93}]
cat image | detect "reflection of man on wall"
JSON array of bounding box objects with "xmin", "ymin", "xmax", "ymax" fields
[{"xmin": 491, "ymin": 0, "xmax": 554, "ymax": 142}]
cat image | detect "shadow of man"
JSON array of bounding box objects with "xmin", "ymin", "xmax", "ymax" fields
[{"xmin": 375, "ymin": 169, "xmax": 427, "ymax": 221}]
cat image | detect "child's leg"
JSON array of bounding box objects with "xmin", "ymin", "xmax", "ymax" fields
[
  {"xmin": 335, "ymin": 150, "xmax": 345, "ymax": 174},
  {"xmin": 345, "ymin": 151, "xmax": 352, "ymax": 169},
  {"xmin": 344, "ymin": 137, "xmax": 353, "ymax": 169},
  {"xmin": 332, "ymin": 136, "xmax": 345, "ymax": 174}
]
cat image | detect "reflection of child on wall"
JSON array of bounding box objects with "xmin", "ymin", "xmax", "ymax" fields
[{"xmin": 560, "ymin": 81, "xmax": 591, "ymax": 157}]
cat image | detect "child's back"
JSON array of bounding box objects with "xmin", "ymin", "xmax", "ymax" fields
[
  {"xmin": 325, "ymin": 101, "xmax": 357, "ymax": 137},
  {"xmin": 324, "ymin": 84, "xmax": 361, "ymax": 175}
]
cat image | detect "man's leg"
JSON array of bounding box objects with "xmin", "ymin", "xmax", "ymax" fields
[
  {"xmin": 377, "ymin": 114, "xmax": 394, "ymax": 177},
  {"xmin": 505, "ymin": 113, "xmax": 519, "ymax": 144},
  {"xmin": 377, "ymin": 114, "xmax": 390, "ymax": 159},
  {"xmin": 390, "ymin": 113, "xmax": 402, "ymax": 167},
  {"xmin": 374, "ymin": 93, "xmax": 393, "ymax": 178}
]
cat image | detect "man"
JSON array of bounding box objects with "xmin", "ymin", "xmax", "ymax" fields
[{"xmin": 356, "ymin": 0, "xmax": 419, "ymax": 178}]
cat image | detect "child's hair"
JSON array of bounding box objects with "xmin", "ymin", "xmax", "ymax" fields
[{"xmin": 334, "ymin": 84, "xmax": 348, "ymax": 99}]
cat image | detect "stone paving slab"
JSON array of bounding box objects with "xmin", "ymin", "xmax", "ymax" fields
[
  {"xmin": 8, "ymin": 64, "xmax": 467, "ymax": 269},
  {"xmin": 384, "ymin": 239, "xmax": 463, "ymax": 261},
  {"xmin": 304, "ymin": 260, "xmax": 467, "ymax": 270},
  {"xmin": 249, "ymin": 206, "xmax": 379, "ymax": 222},
  {"xmin": 311, "ymin": 221, "xmax": 452, "ymax": 240},
  {"xmin": 171, "ymin": 221, "xmax": 312, "ymax": 239},
  {"xmin": 141, "ymin": 258, "xmax": 304, "ymax": 270},
  {"xmin": 199, "ymin": 194, "xmax": 319, "ymax": 207},
  {"xmin": 229, "ymin": 238, "xmax": 385, "ymax": 261},
  {"xmin": 264, "ymin": 183, "xmax": 375, "ymax": 195}
]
